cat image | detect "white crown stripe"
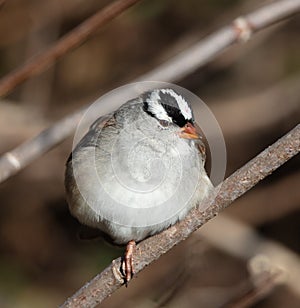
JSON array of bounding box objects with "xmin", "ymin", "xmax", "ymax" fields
[
  {"xmin": 161, "ymin": 89, "xmax": 192, "ymax": 120},
  {"xmin": 147, "ymin": 90, "xmax": 173, "ymax": 122}
]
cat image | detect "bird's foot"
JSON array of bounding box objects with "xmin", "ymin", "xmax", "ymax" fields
[{"xmin": 121, "ymin": 240, "xmax": 136, "ymax": 286}]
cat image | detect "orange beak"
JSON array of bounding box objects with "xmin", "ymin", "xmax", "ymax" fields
[{"xmin": 179, "ymin": 122, "xmax": 200, "ymax": 140}]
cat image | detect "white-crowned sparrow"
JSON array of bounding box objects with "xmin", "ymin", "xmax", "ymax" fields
[{"xmin": 65, "ymin": 88, "xmax": 213, "ymax": 284}]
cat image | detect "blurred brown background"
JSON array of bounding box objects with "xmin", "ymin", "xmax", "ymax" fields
[{"xmin": 0, "ymin": 0, "xmax": 299, "ymax": 307}]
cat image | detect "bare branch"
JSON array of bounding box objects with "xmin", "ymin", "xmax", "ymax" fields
[
  {"xmin": 137, "ymin": 0, "xmax": 300, "ymax": 82},
  {"xmin": 224, "ymin": 271, "xmax": 282, "ymax": 308},
  {"xmin": 0, "ymin": 0, "xmax": 142, "ymax": 97},
  {"xmin": 0, "ymin": 0, "xmax": 299, "ymax": 183},
  {"xmin": 0, "ymin": 109, "xmax": 85, "ymax": 182},
  {"xmin": 60, "ymin": 124, "xmax": 300, "ymax": 307},
  {"xmin": 200, "ymin": 215, "xmax": 300, "ymax": 297}
]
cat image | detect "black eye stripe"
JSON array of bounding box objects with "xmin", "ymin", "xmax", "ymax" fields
[
  {"xmin": 161, "ymin": 103, "xmax": 188, "ymax": 127},
  {"xmin": 142, "ymin": 89, "xmax": 194, "ymax": 128},
  {"xmin": 143, "ymin": 101, "xmax": 155, "ymax": 118}
]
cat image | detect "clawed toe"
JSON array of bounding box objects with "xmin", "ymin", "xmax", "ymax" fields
[{"xmin": 121, "ymin": 240, "xmax": 136, "ymax": 286}]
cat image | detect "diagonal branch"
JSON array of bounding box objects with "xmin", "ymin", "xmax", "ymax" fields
[
  {"xmin": 1, "ymin": 0, "xmax": 299, "ymax": 183},
  {"xmin": 60, "ymin": 125, "xmax": 300, "ymax": 307},
  {"xmin": 0, "ymin": 0, "xmax": 142, "ymax": 97},
  {"xmin": 137, "ymin": 0, "xmax": 300, "ymax": 81}
]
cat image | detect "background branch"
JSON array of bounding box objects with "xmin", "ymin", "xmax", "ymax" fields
[
  {"xmin": 0, "ymin": 0, "xmax": 142, "ymax": 97},
  {"xmin": 0, "ymin": 109, "xmax": 85, "ymax": 182},
  {"xmin": 61, "ymin": 125, "xmax": 300, "ymax": 307},
  {"xmin": 1, "ymin": 0, "xmax": 299, "ymax": 183},
  {"xmin": 200, "ymin": 215, "xmax": 300, "ymax": 297},
  {"xmin": 137, "ymin": 0, "xmax": 300, "ymax": 82}
]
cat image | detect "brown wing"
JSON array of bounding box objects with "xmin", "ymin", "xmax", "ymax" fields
[{"xmin": 66, "ymin": 113, "xmax": 116, "ymax": 164}]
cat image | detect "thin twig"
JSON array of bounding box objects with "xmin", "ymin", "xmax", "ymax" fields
[
  {"xmin": 60, "ymin": 124, "xmax": 300, "ymax": 307},
  {"xmin": 0, "ymin": 0, "xmax": 299, "ymax": 183},
  {"xmin": 0, "ymin": 0, "xmax": 142, "ymax": 97}
]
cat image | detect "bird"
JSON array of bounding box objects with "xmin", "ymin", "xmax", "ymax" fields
[{"xmin": 65, "ymin": 88, "xmax": 213, "ymax": 284}]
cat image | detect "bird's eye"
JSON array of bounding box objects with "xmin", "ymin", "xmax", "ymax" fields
[{"xmin": 159, "ymin": 120, "xmax": 170, "ymax": 127}]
